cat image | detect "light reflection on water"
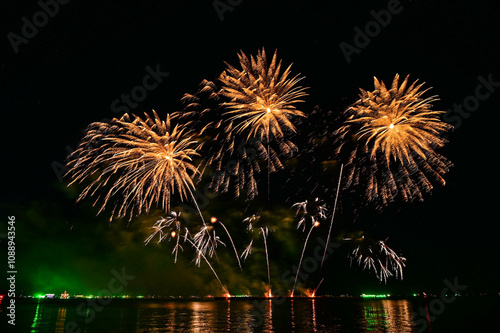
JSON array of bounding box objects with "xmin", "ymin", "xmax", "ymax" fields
[{"xmin": 19, "ymin": 298, "xmax": 422, "ymax": 332}]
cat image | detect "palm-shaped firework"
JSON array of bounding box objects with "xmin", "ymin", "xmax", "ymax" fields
[
  {"xmin": 66, "ymin": 111, "xmax": 201, "ymax": 220},
  {"xmin": 192, "ymin": 220, "xmax": 225, "ymax": 267},
  {"xmin": 290, "ymin": 198, "xmax": 326, "ymax": 296},
  {"xmin": 334, "ymin": 74, "xmax": 453, "ymax": 208},
  {"xmin": 292, "ymin": 198, "xmax": 327, "ymax": 232},
  {"xmin": 345, "ymin": 233, "xmax": 406, "ymax": 283},
  {"xmin": 145, "ymin": 212, "xmax": 185, "ymax": 262},
  {"xmin": 241, "ymin": 213, "xmax": 273, "ymax": 296}
]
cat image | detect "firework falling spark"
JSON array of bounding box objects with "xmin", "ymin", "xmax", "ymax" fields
[
  {"xmin": 347, "ymin": 236, "xmax": 406, "ymax": 283},
  {"xmin": 292, "ymin": 198, "xmax": 327, "ymax": 232},
  {"xmin": 241, "ymin": 214, "xmax": 261, "ymax": 261},
  {"xmin": 334, "ymin": 74, "xmax": 452, "ymax": 208},
  {"xmin": 290, "ymin": 199, "xmax": 326, "ymax": 296},
  {"xmin": 66, "ymin": 111, "xmax": 201, "ymax": 220},
  {"xmin": 183, "ymin": 229, "xmax": 229, "ymax": 295},
  {"xmin": 211, "ymin": 217, "xmax": 242, "ymax": 270},
  {"xmin": 145, "ymin": 212, "xmax": 184, "ymax": 262},
  {"xmin": 241, "ymin": 214, "xmax": 273, "ymax": 295},
  {"xmin": 192, "ymin": 223, "xmax": 225, "ymax": 267}
]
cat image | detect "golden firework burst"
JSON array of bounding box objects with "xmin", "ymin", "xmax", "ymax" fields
[
  {"xmin": 335, "ymin": 74, "xmax": 453, "ymax": 206},
  {"xmin": 66, "ymin": 111, "xmax": 201, "ymax": 220},
  {"xmin": 219, "ymin": 48, "xmax": 308, "ymax": 143}
]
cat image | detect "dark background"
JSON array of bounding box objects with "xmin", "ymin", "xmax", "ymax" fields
[{"xmin": 1, "ymin": 0, "xmax": 499, "ymax": 297}]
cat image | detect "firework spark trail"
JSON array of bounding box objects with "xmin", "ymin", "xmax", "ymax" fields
[
  {"xmin": 334, "ymin": 74, "xmax": 452, "ymax": 208},
  {"xmin": 260, "ymin": 227, "xmax": 272, "ymax": 297},
  {"xmin": 184, "ymin": 230, "xmax": 228, "ymax": 295},
  {"xmin": 313, "ymin": 278, "xmax": 324, "ymax": 296},
  {"xmin": 193, "ymin": 225, "xmax": 224, "ymax": 267},
  {"xmin": 290, "ymin": 198, "xmax": 326, "ymax": 296},
  {"xmin": 240, "ymin": 215, "xmax": 260, "ymax": 261},
  {"xmin": 291, "ymin": 223, "xmax": 316, "ymax": 297},
  {"xmin": 321, "ymin": 163, "xmax": 344, "ymax": 268},
  {"xmin": 217, "ymin": 219, "xmax": 242, "ymax": 270}
]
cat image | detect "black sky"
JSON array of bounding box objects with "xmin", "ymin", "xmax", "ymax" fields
[{"xmin": 1, "ymin": 0, "xmax": 499, "ymax": 296}]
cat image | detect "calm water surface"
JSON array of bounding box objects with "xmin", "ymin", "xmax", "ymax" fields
[{"xmin": 1, "ymin": 297, "xmax": 497, "ymax": 332}]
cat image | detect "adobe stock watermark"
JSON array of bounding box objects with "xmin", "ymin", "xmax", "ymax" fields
[
  {"xmin": 212, "ymin": 0, "xmax": 243, "ymax": 22},
  {"xmin": 110, "ymin": 64, "xmax": 169, "ymax": 113},
  {"xmin": 339, "ymin": 0, "xmax": 408, "ymax": 64},
  {"xmin": 51, "ymin": 63, "xmax": 169, "ymax": 183},
  {"xmin": 64, "ymin": 267, "xmax": 135, "ymax": 333},
  {"xmin": 7, "ymin": 0, "xmax": 71, "ymax": 54},
  {"xmin": 443, "ymin": 73, "xmax": 499, "ymax": 130},
  {"xmin": 412, "ymin": 277, "xmax": 467, "ymax": 332},
  {"xmin": 250, "ymin": 237, "xmax": 340, "ymax": 328}
]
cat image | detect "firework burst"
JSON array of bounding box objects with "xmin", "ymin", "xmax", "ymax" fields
[
  {"xmin": 347, "ymin": 235, "xmax": 406, "ymax": 283},
  {"xmin": 66, "ymin": 111, "xmax": 201, "ymax": 220},
  {"xmin": 145, "ymin": 212, "xmax": 185, "ymax": 262},
  {"xmin": 292, "ymin": 198, "xmax": 327, "ymax": 232},
  {"xmin": 178, "ymin": 49, "xmax": 308, "ymax": 199},
  {"xmin": 219, "ymin": 48, "xmax": 308, "ymax": 143},
  {"xmin": 335, "ymin": 74, "xmax": 452, "ymax": 207}
]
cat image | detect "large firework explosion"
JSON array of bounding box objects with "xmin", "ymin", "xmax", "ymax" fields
[
  {"xmin": 66, "ymin": 111, "xmax": 201, "ymax": 221},
  {"xmin": 334, "ymin": 74, "xmax": 453, "ymax": 208},
  {"xmin": 65, "ymin": 50, "xmax": 454, "ymax": 294},
  {"xmin": 176, "ymin": 48, "xmax": 308, "ymax": 199}
]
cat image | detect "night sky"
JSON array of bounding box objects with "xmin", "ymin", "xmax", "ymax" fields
[{"xmin": 1, "ymin": 0, "xmax": 499, "ymax": 297}]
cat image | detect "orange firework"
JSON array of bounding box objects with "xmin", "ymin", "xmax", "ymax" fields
[
  {"xmin": 66, "ymin": 111, "xmax": 201, "ymax": 220},
  {"xmin": 335, "ymin": 74, "xmax": 453, "ymax": 207},
  {"xmin": 219, "ymin": 48, "xmax": 308, "ymax": 143}
]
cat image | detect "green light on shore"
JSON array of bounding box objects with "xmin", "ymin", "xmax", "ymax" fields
[
  {"xmin": 361, "ymin": 294, "xmax": 390, "ymax": 298},
  {"xmin": 35, "ymin": 294, "xmax": 45, "ymax": 299}
]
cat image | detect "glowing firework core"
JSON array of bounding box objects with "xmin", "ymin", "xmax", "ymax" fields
[{"xmin": 210, "ymin": 217, "xmax": 218, "ymax": 224}]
